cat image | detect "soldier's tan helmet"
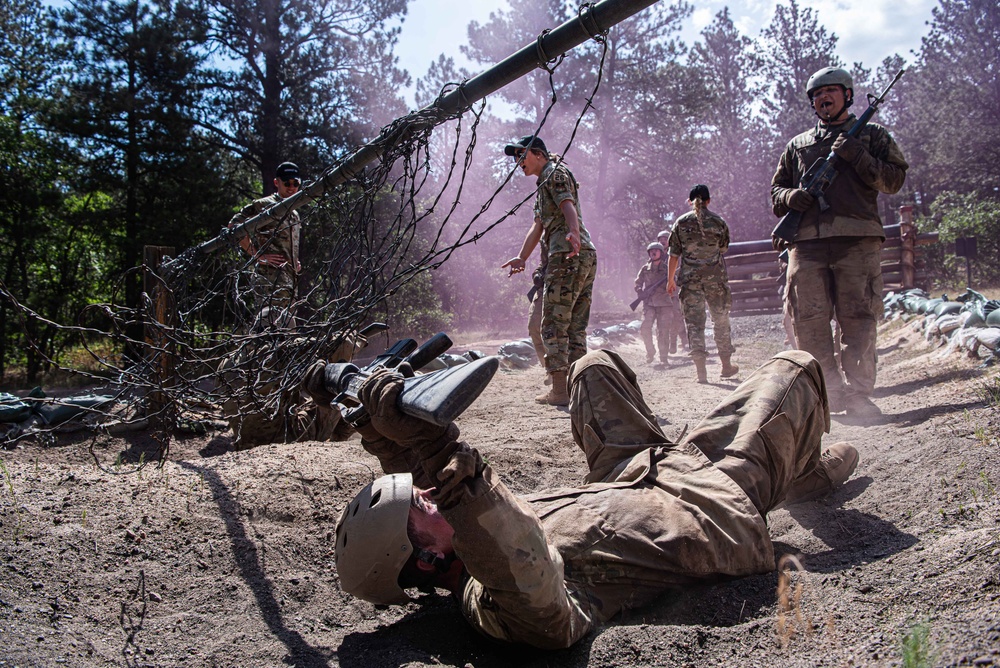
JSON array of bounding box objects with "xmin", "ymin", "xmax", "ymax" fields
[
  {"xmin": 656, "ymin": 229, "xmax": 670, "ymax": 239},
  {"xmin": 335, "ymin": 473, "xmax": 414, "ymax": 605},
  {"xmin": 646, "ymin": 242, "xmax": 665, "ymax": 253},
  {"xmin": 806, "ymin": 67, "xmax": 853, "ymax": 98}
]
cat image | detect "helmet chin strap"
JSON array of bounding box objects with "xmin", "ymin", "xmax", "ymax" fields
[
  {"xmin": 815, "ymin": 89, "xmax": 853, "ymax": 124},
  {"xmin": 417, "ymin": 548, "xmax": 457, "ymax": 573}
]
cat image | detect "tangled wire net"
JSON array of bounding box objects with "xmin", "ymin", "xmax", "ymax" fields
[{"xmin": 0, "ymin": 37, "xmax": 609, "ymax": 467}]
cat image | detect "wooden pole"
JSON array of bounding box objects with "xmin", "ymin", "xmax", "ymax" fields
[{"xmin": 143, "ymin": 245, "xmax": 176, "ymax": 423}]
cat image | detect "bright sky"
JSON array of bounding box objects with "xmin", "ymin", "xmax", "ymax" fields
[{"xmin": 394, "ymin": 0, "xmax": 939, "ymax": 107}]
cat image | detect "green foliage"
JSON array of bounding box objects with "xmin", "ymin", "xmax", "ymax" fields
[
  {"xmin": 904, "ymin": 0, "xmax": 1000, "ymax": 197},
  {"xmin": 381, "ymin": 271, "xmax": 453, "ymax": 341},
  {"xmin": 900, "ymin": 620, "xmax": 935, "ymax": 668},
  {"xmin": 928, "ymin": 191, "xmax": 1000, "ymax": 286},
  {"xmin": 979, "ymin": 374, "xmax": 1000, "ymax": 409}
]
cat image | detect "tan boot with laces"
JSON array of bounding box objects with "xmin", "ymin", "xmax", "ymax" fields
[
  {"xmin": 535, "ymin": 370, "xmax": 569, "ymax": 406},
  {"xmin": 784, "ymin": 442, "xmax": 859, "ymax": 505}
]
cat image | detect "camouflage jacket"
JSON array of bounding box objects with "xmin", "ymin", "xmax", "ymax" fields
[
  {"xmin": 634, "ymin": 260, "xmax": 673, "ymax": 307},
  {"xmin": 770, "ymin": 115, "xmax": 908, "ymax": 241},
  {"xmin": 229, "ymin": 193, "xmax": 301, "ymax": 268},
  {"xmin": 411, "ymin": 436, "xmax": 772, "ymax": 649},
  {"xmin": 534, "ymin": 161, "xmax": 595, "ymax": 257},
  {"xmin": 667, "ymin": 209, "xmax": 730, "ymax": 286}
]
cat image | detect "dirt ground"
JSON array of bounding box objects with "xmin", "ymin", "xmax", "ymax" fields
[{"xmin": 1, "ymin": 314, "xmax": 999, "ymax": 668}]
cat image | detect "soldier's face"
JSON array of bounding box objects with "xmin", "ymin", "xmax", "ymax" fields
[
  {"xmin": 648, "ymin": 249, "xmax": 662, "ymax": 262},
  {"xmin": 811, "ymin": 85, "xmax": 849, "ymax": 122},
  {"xmin": 516, "ymin": 149, "xmax": 547, "ymax": 178},
  {"xmin": 275, "ymin": 177, "xmax": 300, "ymax": 198}
]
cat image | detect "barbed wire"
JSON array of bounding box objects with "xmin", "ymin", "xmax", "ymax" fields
[{"xmin": 0, "ymin": 35, "xmax": 611, "ymax": 465}]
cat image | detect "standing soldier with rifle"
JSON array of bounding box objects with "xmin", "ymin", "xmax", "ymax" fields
[
  {"xmin": 633, "ymin": 242, "xmax": 675, "ymax": 365},
  {"xmin": 770, "ymin": 67, "xmax": 908, "ymax": 418},
  {"xmin": 666, "ymin": 185, "xmax": 738, "ymax": 384}
]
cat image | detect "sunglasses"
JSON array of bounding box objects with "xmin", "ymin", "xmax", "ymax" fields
[
  {"xmin": 282, "ymin": 179, "xmax": 301, "ymax": 188},
  {"xmin": 511, "ymin": 152, "xmax": 526, "ymax": 162}
]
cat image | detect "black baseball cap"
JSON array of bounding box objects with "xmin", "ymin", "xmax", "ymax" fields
[
  {"xmin": 503, "ymin": 135, "xmax": 548, "ymax": 157},
  {"xmin": 275, "ymin": 162, "xmax": 300, "ymax": 179}
]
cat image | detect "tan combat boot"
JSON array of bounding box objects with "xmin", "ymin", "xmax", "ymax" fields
[
  {"xmin": 535, "ymin": 369, "xmax": 569, "ymax": 406},
  {"xmin": 720, "ymin": 353, "xmax": 740, "ymax": 378},
  {"xmin": 784, "ymin": 442, "xmax": 859, "ymax": 505},
  {"xmin": 693, "ymin": 356, "xmax": 708, "ymax": 384}
]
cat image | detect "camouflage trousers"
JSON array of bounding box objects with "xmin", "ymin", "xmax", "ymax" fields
[
  {"xmin": 541, "ymin": 250, "xmax": 597, "ymax": 372},
  {"xmin": 640, "ymin": 304, "xmax": 674, "ymax": 362},
  {"xmin": 787, "ymin": 237, "xmax": 882, "ymax": 400},
  {"xmin": 569, "ymin": 348, "xmax": 829, "ymax": 516},
  {"xmin": 527, "ymin": 292, "xmax": 546, "ymax": 367},
  {"xmin": 679, "ymin": 279, "xmax": 734, "ymax": 357},
  {"xmin": 250, "ymin": 264, "xmax": 296, "ymax": 315}
]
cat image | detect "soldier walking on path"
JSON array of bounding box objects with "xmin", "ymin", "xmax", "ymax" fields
[
  {"xmin": 501, "ymin": 135, "xmax": 597, "ymax": 407},
  {"xmin": 770, "ymin": 67, "xmax": 908, "ymax": 418},
  {"xmin": 634, "ymin": 242, "xmax": 675, "ymax": 365},
  {"xmin": 666, "ymin": 184, "xmax": 738, "ymax": 383}
]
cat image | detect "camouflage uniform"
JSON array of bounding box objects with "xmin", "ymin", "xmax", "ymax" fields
[
  {"xmin": 771, "ymin": 117, "xmax": 907, "ymax": 404},
  {"xmin": 365, "ymin": 348, "xmax": 830, "ymax": 648},
  {"xmin": 535, "ymin": 160, "xmax": 597, "ymax": 372},
  {"xmin": 634, "ymin": 259, "xmax": 675, "ymax": 363},
  {"xmin": 667, "ymin": 209, "xmax": 734, "ymax": 359},
  {"xmin": 527, "ymin": 240, "xmax": 549, "ymax": 367},
  {"xmin": 229, "ymin": 193, "xmax": 301, "ymax": 315},
  {"xmin": 219, "ymin": 336, "xmax": 358, "ymax": 447}
]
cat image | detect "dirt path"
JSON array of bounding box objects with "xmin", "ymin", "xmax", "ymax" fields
[{"xmin": 1, "ymin": 316, "xmax": 998, "ymax": 667}]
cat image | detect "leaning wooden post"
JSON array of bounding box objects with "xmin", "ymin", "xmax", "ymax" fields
[
  {"xmin": 143, "ymin": 245, "xmax": 177, "ymax": 424},
  {"xmin": 899, "ymin": 206, "xmax": 915, "ymax": 289}
]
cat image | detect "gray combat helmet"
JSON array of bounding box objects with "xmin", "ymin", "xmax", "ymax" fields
[
  {"xmin": 806, "ymin": 67, "xmax": 853, "ymax": 99},
  {"xmin": 335, "ymin": 473, "xmax": 414, "ymax": 605},
  {"xmin": 646, "ymin": 242, "xmax": 664, "ymax": 253}
]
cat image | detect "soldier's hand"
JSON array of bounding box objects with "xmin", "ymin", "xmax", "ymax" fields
[
  {"xmin": 359, "ymin": 368, "xmax": 451, "ymax": 448},
  {"xmin": 501, "ymin": 257, "xmax": 526, "ymax": 276},
  {"xmin": 785, "ymin": 188, "xmax": 815, "ymax": 212},
  {"xmin": 832, "ymin": 134, "xmax": 865, "ymax": 163},
  {"xmin": 666, "ymin": 279, "xmax": 677, "ymax": 296},
  {"xmin": 565, "ymin": 230, "xmax": 581, "ymax": 258},
  {"xmin": 771, "ymin": 235, "xmax": 789, "ymax": 252}
]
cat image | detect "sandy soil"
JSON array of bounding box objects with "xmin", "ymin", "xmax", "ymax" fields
[{"xmin": 1, "ymin": 314, "xmax": 999, "ymax": 667}]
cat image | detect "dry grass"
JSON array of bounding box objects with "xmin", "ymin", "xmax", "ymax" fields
[{"xmin": 775, "ymin": 553, "xmax": 813, "ymax": 648}]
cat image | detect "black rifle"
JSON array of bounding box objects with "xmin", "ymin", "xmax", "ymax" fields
[
  {"xmin": 772, "ymin": 69, "xmax": 905, "ymax": 243},
  {"xmin": 323, "ymin": 332, "xmax": 499, "ymax": 428},
  {"xmin": 629, "ymin": 275, "xmax": 669, "ymax": 311},
  {"xmin": 526, "ymin": 265, "xmax": 545, "ymax": 303}
]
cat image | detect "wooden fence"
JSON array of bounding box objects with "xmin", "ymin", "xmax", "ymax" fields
[{"xmin": 726, "ymin": 206, "xmax": 939, "ymax": 316}]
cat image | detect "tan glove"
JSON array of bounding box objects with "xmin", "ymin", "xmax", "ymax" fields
[
  {"xmin": 359, "ymin": 368, "xmax": 453, "ymax": 449},
  {"xmin": 771, "ymin": 235, "xmax": 789, "ymax": 252},
  {"xmin": 299, "ymin": 360, "xmax": 337, "ymax": 404},
  {"xmin": 784, "ymin": 188, "xmax": 815, "ymax": 212}
]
